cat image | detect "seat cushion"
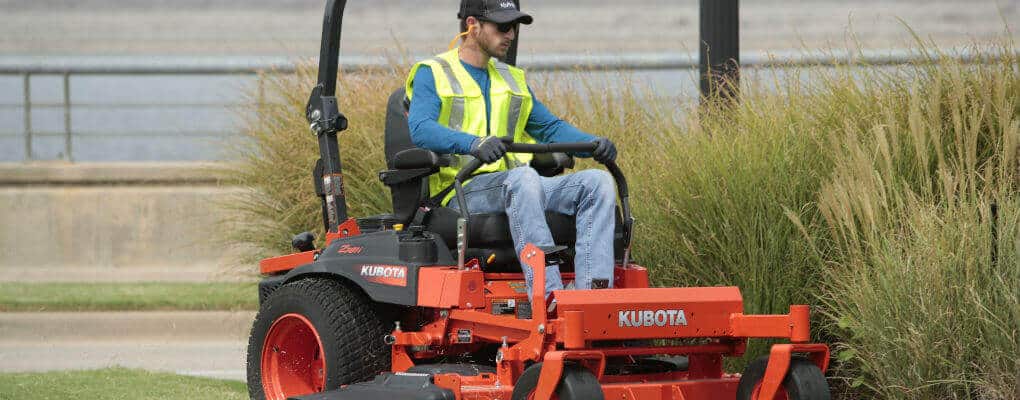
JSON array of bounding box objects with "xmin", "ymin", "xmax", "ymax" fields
[{"xmin": 426, "ymin": 207, "xmax": 576, "ymax": 249}]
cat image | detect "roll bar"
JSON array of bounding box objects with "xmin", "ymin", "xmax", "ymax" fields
[{"xmin": 306, "ymin": 0, "xmax": 350, "ymax": 233}]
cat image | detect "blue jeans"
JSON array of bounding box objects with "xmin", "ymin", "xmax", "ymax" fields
[{"xmin": 450, "ymin": 167, "xmax": 617, "ymax": 297}]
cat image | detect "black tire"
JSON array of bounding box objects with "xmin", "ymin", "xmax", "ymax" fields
[
  {"xmin": 246, "ymin": 278, "xmax": 393, "ymax": 400},
  {"xmin": 511, "ymin": 362, "xmax": 605, "ymax": 400},
  {"xmin": 736, "ymin": 356, "xmax": 831, "ymax": 400}
]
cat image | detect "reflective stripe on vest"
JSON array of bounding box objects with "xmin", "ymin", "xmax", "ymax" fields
[
  {"xmin": 493, "ymin": 61, "xmax": 528, "ymax": 168},
  {"xmin": 431, "ymin": 56, "xmax": 466, "ymax": 131},
  {"xmin": 405, "ymin": 48, "xmax": 535, "ymax": 205}
]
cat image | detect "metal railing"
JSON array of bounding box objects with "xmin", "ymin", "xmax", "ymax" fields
[
  {"xmin": 18, "ymin": 73, "xmax": 71, "ymax": 161},
  {"xmin": 1, "ymin": 49, "xmax": 1013, "ymax": 162},
  {"xmin": 5, "ymin": 69, "xmax": 247, "ymax": 162},
  {"xmin": 1, "ymin": 59, "xmax": 276, "ymax": 162}
]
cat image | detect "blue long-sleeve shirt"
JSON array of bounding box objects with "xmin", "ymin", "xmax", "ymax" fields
[{"xmin": 408, "ymin": 61, "xmax": 597, "ymax": 155}]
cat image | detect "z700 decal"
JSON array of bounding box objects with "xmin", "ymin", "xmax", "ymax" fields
[
  {"xmin": 359, "ymin": 265, "xmax": 407, "ymax": 287},
  {"xmin": 337, "ymin": 244, "xmax": 363, "ymax": 254}
]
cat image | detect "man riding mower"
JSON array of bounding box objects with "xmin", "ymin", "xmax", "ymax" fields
[{"xmin": 245, "ymin": 1, "xmax": 833, "ymax": 399}]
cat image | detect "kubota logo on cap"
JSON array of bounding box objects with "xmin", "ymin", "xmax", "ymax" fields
[
  {"xmin": 500, "ymin": 1, "xmax": 515, "ymax": 9},
  {"xmin": 618, "ymin": 309, "xmax": 689, "ymax": 328}
]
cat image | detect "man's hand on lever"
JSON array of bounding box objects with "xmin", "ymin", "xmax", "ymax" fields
[
  {"xmin": 470, "ymin": 136, "xmax": 508, "ymax": 164},
  {"xmin": 592, "ymin": 137, "xmax": 617, "ymax": 163}
]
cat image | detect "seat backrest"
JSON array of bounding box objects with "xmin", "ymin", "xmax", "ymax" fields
[
  {"xmin": 384, "ymin": 88, "xmax": 430, "ymax": 223},
  {"xmin": 384, "ymin": 88, "xmax": 415, "ymax": 168}
]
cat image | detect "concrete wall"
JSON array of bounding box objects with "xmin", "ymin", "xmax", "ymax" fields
[{"xmin": 0, "ymin": 163, "xmax": 247, "ymax": 282}]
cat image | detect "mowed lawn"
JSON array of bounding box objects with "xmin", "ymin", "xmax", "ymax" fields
[
  {"xmin": 0, "ymin": 282, "xmax": 258, "ymax": 311},
  {"xmin": 0, "ymin": 368, "xmax": 247, "ymax": 400}
]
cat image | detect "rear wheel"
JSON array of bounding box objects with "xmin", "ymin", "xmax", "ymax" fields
[
  {"xmin": 511, "ymin": 362, "xmax": 605, "ymax": 400},
  {"xmin": 246, "ymin": 278, "xmax": 392, "ymax": 400},
  {"xmin": 736, "ymin": 356, "xmax": 831, "ymax": 400}
]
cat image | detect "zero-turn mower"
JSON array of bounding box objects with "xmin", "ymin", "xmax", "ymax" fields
[{"xmin": 246, "ymin": 1, "xmax": 832, "ymax": 399}]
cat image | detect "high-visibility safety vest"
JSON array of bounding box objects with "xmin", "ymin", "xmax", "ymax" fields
[{"xmin": 405, "ymin": 48, "xmax": 536, "ymax": 205}]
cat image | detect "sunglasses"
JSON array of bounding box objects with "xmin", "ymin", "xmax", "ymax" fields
[{"xmin": 481, "ymin": 20, "xmax": 518, "ymax": 33}]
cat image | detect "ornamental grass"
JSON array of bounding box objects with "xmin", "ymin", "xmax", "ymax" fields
[{"xmin": 223, "ymin": 38, "xmax": 1018, "ymax": 399}]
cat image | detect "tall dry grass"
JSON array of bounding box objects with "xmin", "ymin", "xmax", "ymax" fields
[
  {"xmin": 223, "ymin": 40, "xmax": 1018, "ymax": 398},
  {"xmin": 219, "ymin": 65, "xmax": 399, "ymax": 263},
  {"xmin": 805, "ymin": 48, "xmax": 1019, "ymax": 399}
]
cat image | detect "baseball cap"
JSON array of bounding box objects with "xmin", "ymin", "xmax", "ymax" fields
[{"xmin": 458, "ymin": 0, "xmax": 534, "ymax": 25}]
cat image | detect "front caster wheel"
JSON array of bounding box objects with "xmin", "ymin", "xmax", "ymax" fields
[
  {"xmin": 511, "ymin": 362, "xmax": 605, "ymax": 400},
  {"xmin": 736, "ymin": 356, "xmax": 831, "ymax": 400}
]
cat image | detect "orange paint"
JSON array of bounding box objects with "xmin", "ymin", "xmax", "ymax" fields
[
  {"xmin": 261, "ymin": 244, "xmax": 829, "ymax": 399},
  {"xmin": 416, "ymin": 267, "xmax": 485, "ymax": 308},
  {"xmin": 259, "ymin": 251, "xmax": 316, "ymax": 275},
  {"xmin": 325, "ymin": 218, "xmax": 361, "ymax": 245}
]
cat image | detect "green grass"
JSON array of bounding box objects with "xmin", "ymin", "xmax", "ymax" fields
[
  {"xmin": 224, "ymin": 36, "xmax": 1019, "ymax": 399},
  {"xmin": 0, "ymin": 368, "xmax": 247, "ymax": 400},
  {"xmin": 0, "ymin": 282, "xmax": 258, "ymax": 312}
]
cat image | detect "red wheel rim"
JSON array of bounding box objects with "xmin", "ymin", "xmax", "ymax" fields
[
  {"xmin": 261, "ymin": 313, "xmax": 327, "ymax": 400},
  {"xmin": 752, "ymin": 382, "xmax": 789, "ymax": 400}
]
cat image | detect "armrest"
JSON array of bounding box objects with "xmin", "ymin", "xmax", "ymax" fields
[
  {"xmin": 382, "ymin": 148, "xmax": 452, "ymax": 186},
  {"xmin": 379, "ymin": 167, "xmax": 436, "ymax": 186},
  {"xmin": 530, "ymin": 152, "xmax": 575, "ymax": 177},
  {"xmin": 393, "ymin": 148, "xmax": 442, "ymax": 169}
]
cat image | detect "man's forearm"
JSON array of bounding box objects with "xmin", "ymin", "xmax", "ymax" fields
[
  {"xmin": 535, "ymin": 119, "xmax": 597, "ymax": 144},
  {"xmin": 408, "ymin": 118, "xmax": 478, "ymax": 155}
]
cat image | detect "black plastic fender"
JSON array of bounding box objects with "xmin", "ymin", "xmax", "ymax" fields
[
  {"xmin": 291, "ymin": 372, "xmax": 455, "ymax": 400},
  {"xmin": 275, "ymin": 230, "xmax": 454, "ymax": 306}
]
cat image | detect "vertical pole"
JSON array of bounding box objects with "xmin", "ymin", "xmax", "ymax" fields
[
  {"xmin": 23, "ymin": 73, "xmax": 31, "ymax": 161},
  {"xmin": 63, "ymin": 72, "xmax": 72, "ymax": 161},
  {"xmin": 699, "ymin": 0, "xmax": 740, "ymax": 101},
  {"xmin": 505, "ymin": 0, "xmax": 520, "ymax": 66}
]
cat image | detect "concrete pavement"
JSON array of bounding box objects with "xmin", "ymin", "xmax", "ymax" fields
[{"xmin": 0, "ymin": 311, "xmax": 255, "ymax": 381}]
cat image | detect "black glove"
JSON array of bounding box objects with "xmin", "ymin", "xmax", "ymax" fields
[
  {"xmin": 470, "ymin": 136, "xmax": 508, "ymax": 164},
  {"xmin": 592, "ymin": 137, "xmax": 617, "ymax": 163}
]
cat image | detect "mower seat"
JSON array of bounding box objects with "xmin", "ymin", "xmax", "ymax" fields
[
  {"xmin": 423, "ymin": 207, "xmax": 578, "ymax": 272},
  {"xmin": 379, "ymin": 148, "xmax": 581, "ymax": 272},
  {"xmin": 380, "ymin": 87, "xmax": 594, "ymax": 272}
]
